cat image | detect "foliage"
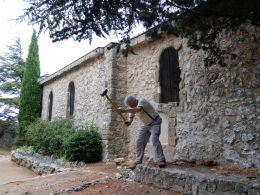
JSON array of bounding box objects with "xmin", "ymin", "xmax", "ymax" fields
[
  {"xmin": 25, "ymin": 118, "xmax": 74, "ymax": 157},
  {"xmin": 17, "ymin": 145, "xmax": 35, "ymax": 153},
  {"xmin": 21, "ymin": 0, "xmax": 260, "ymax": 44},
  {"xmin": 20, "ymin": 0, "xmax": 260, "ymax": 65},
  {"xmin": 23, "ymin": 118, "xmax": 103, "ymax": 162},
  {"xmin": 0, "ymin": 38, "xmax": 25, "ymax": 121},
  {"xmin": 18, "ymin": 30, "xmax": 41, "ymax": 137},
  {"xmin": 64, "ymin": 125, "xmax": 102, "ymax": 163}
]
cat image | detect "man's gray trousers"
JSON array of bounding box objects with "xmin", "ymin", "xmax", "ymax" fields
[{"xmin": 135, "ymin": 117, "xmax": 166, "ymax": 163}]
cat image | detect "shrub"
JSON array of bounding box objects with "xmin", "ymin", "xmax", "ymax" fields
[
  {"xmin": 23, "ymin": 119, "xmax": 103, "ymax": 162},
  {"xmin": 64, "ymin": 125, "xmax": 102, "ymax": 163},
  {"xmin": 25, "ymin": 118, "xmax": 74, "ymax": 157}
]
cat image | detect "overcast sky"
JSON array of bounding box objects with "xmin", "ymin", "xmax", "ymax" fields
[{"xmin": 0, "ymin": 0, "xmax": 144, "ymax": 76}]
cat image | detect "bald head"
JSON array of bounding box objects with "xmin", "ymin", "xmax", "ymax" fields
[{"xmin": 124, "ymin": 96, "xmax": 137, "ymax": 107}]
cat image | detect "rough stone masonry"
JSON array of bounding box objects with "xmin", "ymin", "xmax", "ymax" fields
[{"xmin": 40, "ymin": 23, "xmax": 260, "ymax": 168}]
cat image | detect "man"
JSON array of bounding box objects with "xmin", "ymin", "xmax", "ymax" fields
[{"xmin": 120, "ymin": 95, "xmax": 166, "ymax": 169}]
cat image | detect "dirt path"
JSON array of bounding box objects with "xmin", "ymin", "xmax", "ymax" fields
[
  {"xmin": 0, "ymin": 149, "xmax": 36, "ymax": 185},
  {"xmin": 0, "ymin": 156, "xmax": 37, "ymax": 185},
  {"xmin": 0, "ymin": 161, "xmax": 118, "ymax": 195},
  {"xmin": 0, "ymin": 148, "xmax": 10, "ymax": 156}
]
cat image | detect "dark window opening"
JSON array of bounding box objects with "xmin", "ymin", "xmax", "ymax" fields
[
  {"xmin": 68, "ymin": 82, "xmax": 75, "ymax": 116},
  {"xmin": 159, "ymin": 47, "xmax": 181, "ymax": 103},
  {"xmin": 48, "ymin": 91, "xmax": 53, "ymax": 121}
]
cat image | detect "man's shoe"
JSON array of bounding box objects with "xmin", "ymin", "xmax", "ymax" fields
[
  {"xmin": 129, "ymin": 162, "xmax": 139, "ymax": 170},
  {"xmin": 159, "ymin": 161, "xmax": 166, "ymax": 168}
]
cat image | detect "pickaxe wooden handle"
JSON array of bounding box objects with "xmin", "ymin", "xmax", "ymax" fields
[{"xmin": 100, "ymin": 89, "xmax": 127, "ymax": 123}]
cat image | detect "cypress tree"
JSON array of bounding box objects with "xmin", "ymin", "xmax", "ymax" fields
[{"xmin": 18, "ymin": 30, "xmax": 41, "ymax": 137}]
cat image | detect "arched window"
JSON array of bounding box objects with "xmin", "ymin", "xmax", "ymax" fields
[
  {"xmin": 48, "ymin": 91, "xmax": 53, "ymax": 121},
  {"xmin": 67, "ymin": 82, "xmax": 75, "ymax": 116},
  {"xmin": 159, "ymin": 47, "xmax": 181, "ymax": 103}
]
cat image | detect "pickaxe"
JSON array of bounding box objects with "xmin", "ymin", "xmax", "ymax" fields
[{"xmin": 100, "ymin": 89, "xmax": 127, "ymax": 123}]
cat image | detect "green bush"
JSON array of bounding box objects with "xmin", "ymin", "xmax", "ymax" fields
[
  {"xmin": 64, "ymin": 125, "xmax": 102, "ymax": 163},
  {"xmin": 23, "ymin": 119, "xmax": 103, "ymax": 162},
  {"xmin": 25, "ymin": 118, "xmax": 74, "ymax": 157}
]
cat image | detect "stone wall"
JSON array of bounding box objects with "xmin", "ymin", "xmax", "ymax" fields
[
  {"xmin": 173, "ymin": 24, "xmax": 260, "ymax": 167},
  {"xmin": 11, "ymin": 150, "xmax": 71, "ymax": 175},
  {"xmin": 41, "ymin": 45, "xmax": 128, "ymax": 161},
  {"xmin": 134, "ymin": 165, "xmax": 260, "ymax": 194},
  {"xmin": 120, "ymin": 36, "xmax": 183, "ymax": 161},
  {"xmin": 41, "ymin": 24, "xmax": 260, "ymax": 168},
  {"xmin": 120, "ymin": 24, "xmax": 259, "ymax": 167},
  {"xmin": 41, "ymin": 50, "xmax": 108, "ymax": 126}
]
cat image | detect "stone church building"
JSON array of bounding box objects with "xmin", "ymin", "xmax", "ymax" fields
[{"xmin": 40, "ymin": 24, "xmax": 260, "ymax": 168}]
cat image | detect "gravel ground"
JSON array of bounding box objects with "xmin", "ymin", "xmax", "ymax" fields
[
  {"xmin": 0, "ymin": 150, "xmax": 180, "ymax": 195},
  {"xmin": 66, "ymin": 178, "xmax": 180, "ymax": 195}
]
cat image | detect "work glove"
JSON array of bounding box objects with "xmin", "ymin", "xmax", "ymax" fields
[{"xmin": 125, "ymin": 121, "xmax": 131, "ymax": 126}]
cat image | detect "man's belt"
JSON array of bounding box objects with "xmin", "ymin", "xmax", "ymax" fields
[
  {"xmin": 147, "ymin": 115, "xmax": 160, "ymax": 126},
  {"xmin": 153, "ymin": 115, "xmax": 160, "ymax": 120}
]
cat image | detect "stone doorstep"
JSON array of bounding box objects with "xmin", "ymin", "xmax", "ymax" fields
[{"xmin": 134, "ymin": 165, "xmax": 260, "ymax": 195}]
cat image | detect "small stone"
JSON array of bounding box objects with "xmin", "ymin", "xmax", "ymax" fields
[
  {"xmin": 114, "ymin": 157, "xmax": 125, "ymax": 165},
  {"xmin": 224, "ymin": 129, "xmax": 235, "ymax": 144},
  {"xmin": 225, "ymin": 108, "xmax": 236, "ymax": 116},
  {"xmin": 253, "ymin": 183, "xmax": 260, "ymax": 189},
  {"xmin": 217, "ymin": 181, "xmax": 235, "ymax": 191},
  {"xmin": 255, "ymin": 124, "xmax": 260, "ymax": 132},
  {"xmin": 227, "ymin": 97, "xmax": 239, "ymax": 102},
  {"xmin": 241, "ymin": 133, "xmax": 254, "ymax": 142},
  {"xmin": 115, "ymin": 173, "xmax": 122, "ymax": 179},
  {"xmin": 207, "ymin": 182, "xmax": 217, "ymax": 192},
  {"xmin": 222, "ymin": 118, "xmax": 230, "ymax": 129},
  {"xmin": 248, "ymin": 189, "xmax": 260, "ymax": 195},
  {"xmin": 235, "ymin": 183, "xmax": 245, "ymax": 193},
  {"xmin": 242, "ymin": 144, "xmax": 250, "ymax": 151},
  {"xmin": 209, "ymin": 96, "xmax": 220, "ymax": 102}
]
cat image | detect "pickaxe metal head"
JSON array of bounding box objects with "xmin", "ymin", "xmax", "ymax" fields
[{"xmin": 100, "ymin": 89, "xmax": 108, "ymax": 97}]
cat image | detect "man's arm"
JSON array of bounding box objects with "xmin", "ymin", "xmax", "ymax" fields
[{"xmin": 122, "ymin": 106, "xmax": 142, "ymax": 113}]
